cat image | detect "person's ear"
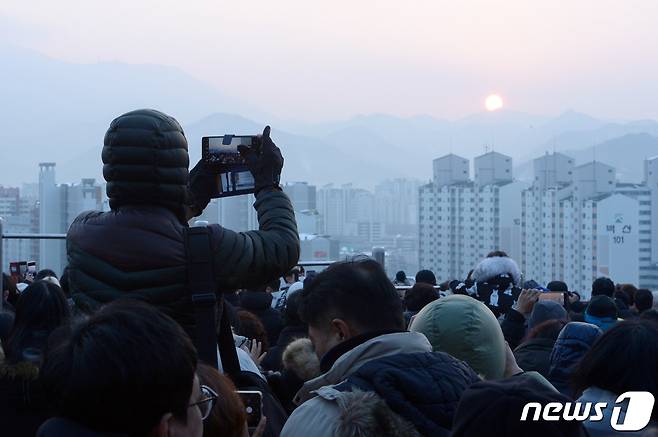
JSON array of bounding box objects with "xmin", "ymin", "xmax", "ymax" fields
[
  {"xmin": 331, "ymin": 318, "xmax": 353, "ymax": 341},
  {"xmin": 149, "ymin": 413, "xmax": 172, "ymax": 437}
]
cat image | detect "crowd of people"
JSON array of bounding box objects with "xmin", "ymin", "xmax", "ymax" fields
[{"xmin": 1, "ymin": 109, "xmax": 657, "ymax": 436}]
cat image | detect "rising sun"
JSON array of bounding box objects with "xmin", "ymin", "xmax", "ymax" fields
[{"xmin": 485, "ymin": 94, "xmax": 504, "ymax": 111}]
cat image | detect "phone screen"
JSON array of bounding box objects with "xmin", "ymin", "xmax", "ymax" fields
[
  {"xmin": 237, "ymin": 390, "xmax": 262, "ymax": 428},
  {"xmin": 538, "ymin": 292, "xmax": 566, "ymax": 306},
  {"xmin": 202, "ymin": 136, "xmax": 258, "ymax": 198}
]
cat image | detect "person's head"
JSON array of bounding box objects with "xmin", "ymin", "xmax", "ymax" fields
[
  {"xmin": 547, "ymin": 281, "xmax": 569, "ymax": 292},
  {"xmin": 35, "ymin": 268, "xmax": 58, "ymax": 281},
  {"xmin": 298, "ymin": 259, "xmax": 404, "ymax": 359},
  {"xmin": 264, "ymin": 278, "xmax": 280, "ymax": 293},
  {"xmin": 527, "ymin": 300, "xmax": 568, "ymax": 330},
  {"xmin": 471, "ymin": 255, "xmax": 521, "ymax": 287},
  {"xmin": 410, "ymin": 295, "xmax": 507, "ymax": 379},
  {"xmin": 591, "ymin": 277, "xmax": 615, "ymax": 298},
  {"xmin": 42, "ymin": 300, "xmax": 201, "ymax": 437},
  {"xmin": 103, "ymin": 109, "xmax": 190, "ymax": 221},
  {"xmin": 395, "ymin": 271, "xmax": 407, "ymax": 282},
  {"xmin": 283, "ymin": 290, "xmax": 304, "ymax": 326},
  {"xmin": 196, "ymin": 364, "xmax": 246, "ymax": 437},
  {"xmin": 635, "ymin": 288, "xmax": 654, "ymax": 313},
  {"xmin": 572, "ymin": 319, "xmax": 658, "ymax": 419},
  {"xmin": 618, "ymin": 283, "xmax": 638, "ymax": 306},
  {"xmin": 585, "ymin": 296, "xmax": 618, "ymax": 331},
  {"xmin": 415, "ymin": 269, "xmax": 437, "ymax": 286},
  {"xmin": 6, "ymin": 280, "xmax": 70, "ymax": 364},
  {"xmin": 524, "ymin": 319, "xmax": 568, "ymax": 342},
  {"xmin": 236, "ymin": 310, "xmax": 269, "ymax": 352},
  {"xmin": 452, "ymin": 374, "xmax": 587, "ymax": 437},
  {"xmin": 403, "ymin": 282, "xmax": 438, "ymax": 312},
  {"xmin": 284, "ymin": 269, "xmax": 299, "ymax": 284}
]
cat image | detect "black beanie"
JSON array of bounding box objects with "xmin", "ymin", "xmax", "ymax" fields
[{"xmin": 102, "ymin": 109, "xmax": 190, "ymax": 220}]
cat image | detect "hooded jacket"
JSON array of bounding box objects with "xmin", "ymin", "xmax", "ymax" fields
[
  {"xmin": 513, "ymin": 338, "xmax": 556, "ymax": 378},
  {"xmin": 470, "ymin": 256, "xmax": 522, "ymax": 317},
  {"xmin": 280, "ymin": 332, "xmax": 479, "ymax": 437},
  {"xmin": 547, "ymin": 322, "xmax": 602, "ymax": 398},
  {"xmin": 410, "ymin": 294, "xmax": 507, "ymax": 380},
  {"xmin": 66, "ymin": 110, "xmax": 300, "ymax": 333}
]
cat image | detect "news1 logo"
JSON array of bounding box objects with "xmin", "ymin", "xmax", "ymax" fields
[{"xmin": 521, "ymin": 392, "xmax": 655, "ymax": 431}]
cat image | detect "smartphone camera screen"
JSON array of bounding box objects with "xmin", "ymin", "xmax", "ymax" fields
[{"xmin": 202, "ymin": 135, "xmax": 258, "ymax": 198}]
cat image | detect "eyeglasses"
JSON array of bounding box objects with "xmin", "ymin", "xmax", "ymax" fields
[{"xmin": 190, "ymin": 385, "xmax": 218, "ymax": 421}]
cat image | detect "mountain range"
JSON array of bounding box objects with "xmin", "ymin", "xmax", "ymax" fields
[{"xmin": 2, "ymin": 45, "xmax": 658, "ymax": 188}]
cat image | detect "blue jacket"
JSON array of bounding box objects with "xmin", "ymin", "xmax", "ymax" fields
[
  {"xmin": 547, "ymin": 322, "xmax": 602, "ymax": 398},
  {"xmin": 336, "ymin": 351, "xmax": 481, "ymax": 436}
]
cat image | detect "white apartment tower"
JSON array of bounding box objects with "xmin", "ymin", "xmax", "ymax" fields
[{"xmin": 419, "ymin": 152, "xmax": 525, "ymax": 282}]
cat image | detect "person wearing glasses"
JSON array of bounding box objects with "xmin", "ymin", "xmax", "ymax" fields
[{"xmin": 36, "ymin": 301, "xmax": 217, "ymax": 437}]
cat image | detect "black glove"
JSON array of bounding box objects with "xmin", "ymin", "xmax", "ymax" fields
[
  {"xmin": 187, "ymin": 160, "xmax": 216, "ymax": 216},
  {"xmin": 238, "ymin": 126, "xmax": 283, "ymax": 194}
]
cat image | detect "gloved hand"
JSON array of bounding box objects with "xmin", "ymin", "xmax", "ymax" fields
[
  {"xmin": 238, "ymin": 126, "xmax": 283, "ymax": 194},
  {"xmin": 187, "ymin": 160, "xmax": 216, "ymax": 218}
]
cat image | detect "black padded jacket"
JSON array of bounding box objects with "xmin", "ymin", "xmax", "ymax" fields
[{"xmin": 66, "ymin": 190, "xmax": 300, "ymax": 332}]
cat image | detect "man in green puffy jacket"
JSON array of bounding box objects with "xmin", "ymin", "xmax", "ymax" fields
[{"xmin": 66, "ymin": 109, "xmax": 300, "ymax": 333}]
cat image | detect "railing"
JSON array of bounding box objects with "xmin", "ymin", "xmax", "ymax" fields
[{"xmin": 0, "ymin": 219, "xmax": 381, "ymax": 309}]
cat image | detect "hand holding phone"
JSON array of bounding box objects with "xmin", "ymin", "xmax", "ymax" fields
[{"xmin": 237, "ymin": 390, "xmax": 263, "ymax": 429}]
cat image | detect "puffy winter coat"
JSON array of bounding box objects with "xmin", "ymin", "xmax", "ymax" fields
[
  {"xmin": 547, "ymin": 322, "xmax": 602, "ymax": 397},
  {"xmin": 281, "ymin": 332, "xmax": 480, "ymax": 437},
  {"xmin": 66, "ymin": 109, "xmax": 300, "ymax": 333}
]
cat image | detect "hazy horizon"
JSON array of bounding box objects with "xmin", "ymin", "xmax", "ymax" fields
[{"xmin": 3, "ymin": 1, "xmax": 658, "ymax": 121}]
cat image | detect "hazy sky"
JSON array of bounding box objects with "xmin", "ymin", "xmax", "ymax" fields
[{"xmin": 2, "ymin": 0, "xmax": 658, "ymax": 121}]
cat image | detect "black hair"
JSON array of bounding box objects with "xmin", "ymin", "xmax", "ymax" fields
[
  {"xmin": 591, "ymin": 277, "xmax": 615, "ymax": 298},
  {"xmin": 404, "ymin": 283, "xmax": 438, "ymax": 312},
  {"xmin": 298, "ymin": 259, "xmax": 404, "ymax": 332},
  {"xmin": 35, "ymin": 268, "xmax": 58, "ymax": 281},
  {"xmin": 415, "ymin": 269, "xmax": 437, "ymax": 286},
  {"xmin": 547, "ymin": 280, "xmax": 569, "ymax": 292},
  {"xmin": 486, "ymin": 250, "xmax": 508, "ymax": 258},
  {"xmin": 635, "ymin": 289, "xmax": 653, "ymax": 313},
  {"xmin": 5, "ymin": 281, "xmax": 70, "ymax": 364},
  {"xmin": 586, "ymin": 295, "xmax": 618, "ymax": 319},
  {"xmin": 395, "ymin": 271, "xmax": 407, "ymax": 282},
  {"xmin": 41, "ymin": 300, "xmax": 197, "ymax": 436},
  {"xmin": 572, "ymin": 319, "xmax": 658, "ymax": 419}
]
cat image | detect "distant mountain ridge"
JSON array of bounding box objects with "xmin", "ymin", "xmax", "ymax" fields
[{"xmin": 2, "ymin": 45, "xmax": 658, "ymax": 187}]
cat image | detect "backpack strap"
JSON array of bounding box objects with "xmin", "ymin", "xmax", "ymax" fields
[{"xmin": 184, "ymin": 226, "xmax": 241, "ymax": 374}]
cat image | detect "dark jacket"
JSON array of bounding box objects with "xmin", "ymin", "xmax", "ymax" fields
[
  {"xmin": 547, "ymin": 322, "xmax": 602, "ymax": 398},
  {"xmin": 513, "ymin": 338, "xmax": 556, "ymax": 378},
  {"xmin": 500, "ymin": 308, "xmax": 527, "ymax": 350},
  {"xmin": 0, "ymin": 362, "xmax": 50, "ymax": 437},
  {"xmin": 66, "ymin": 190, "xmax": 299, "ymax": 333},
  {"xmin": 261, "ymin": 324, "xmax": 308, "ymax": 372},
  {"xmin": 240, "ymin": 291, "xmax": 284, "ymax": 346},
  {"xmin": 37, "ymin": 418, "xmax": 127, "ymax": 437},
  {"xmin": 336, "ymin": 351, "xmax": 481, "ymax": 436}
]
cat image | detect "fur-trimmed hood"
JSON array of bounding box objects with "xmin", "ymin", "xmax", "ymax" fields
[
  {"xmin": 334, "ymin": 389, "xmax": 421, "ymax": 437},
  {"xmin": 471, "ymin": 256, "xmax": 521, "ymax": 285},
  {"xmin": 282, "ymin": 338, "xmax": 321, "ymax": 382}
]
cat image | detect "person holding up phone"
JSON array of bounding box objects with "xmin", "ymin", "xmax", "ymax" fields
[{"xmin": 66, "ymin": 109, "xmax": 300, "ymax": 338}]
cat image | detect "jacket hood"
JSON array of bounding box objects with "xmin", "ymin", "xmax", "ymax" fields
[
  {"xmin": 548, "ymin": 322, "xmax": 602, "ymax": 394},
  {"xmin": 240, "ymin": 291, "xmax": 273, "ymax": 311},
  {"xmin": 294, "ymin": 331, "xmax": 432, "ymax": 404},
  {"xmin": 282, "ymin": 338, "xmax": 321, "ymax": 381},
  {"xmin": 410, "ymin": 294, "xmax": 506, "ymax": 379},
  {"xmin": 334, "ymin": 389, "xmax": 422, "ymax": 437},
  {"xmin": 471, "ymin": 256, "xmax": 521, "ymax": 286},
  {"xmin": 102, "ymin": 109, "xmax": 190, "ymax": 219}
]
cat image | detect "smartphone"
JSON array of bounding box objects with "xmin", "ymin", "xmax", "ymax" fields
[
  {"xmin": 26, "ymin": 261, "xmax": 37, "ymax": 281},
  {"xmin": 237, "ymin": 390, "xmax": 263, "ymax": 429},
  {"xmin": 539, "ymin": 291, "xmax": 567, "ymax": 307},
  {"xmin": 202, "ymin": 135, "xmax": 260, "ymax": 198}
]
